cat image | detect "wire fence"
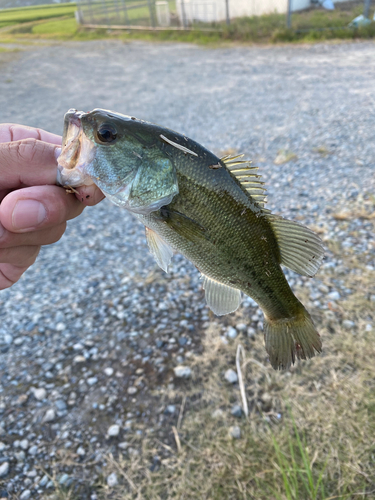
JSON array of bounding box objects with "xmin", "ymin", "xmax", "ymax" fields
[{"xmin": 74, "ymin": 0, "xmax": 374, "ymax": 31}]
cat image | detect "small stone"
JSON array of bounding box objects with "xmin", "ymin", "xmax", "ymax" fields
[
  {"xmin": 107, "ymin": 424, "xmax": 120, "ymax": 437},
  {"xmin": 0, "ymin": 462, "xmax": 9, "ymax": 477},
  {"xmin": 0, "ymin": 442, "xmax": 5, "ymax": 452},
  {"xmin": 229, "ymin": 426, "xmax": 241, "ymax": 439},
  {"xmin": 87, "ymin": 377, "xmax": 98, "ymax": 386},
  {"xmin": 16, "ymin": 394, "xmax": 28, "ymax": 405},
  {"xmin": 42, "ymin": 409, "xmax": 55, "ymax": 423},
  {"xmin": 14, "ymin": 337, "xmax": 24, "ymax": 346},
  {"xmin": 73, "ymin": 355, "xmax": 86, "ymax": 364},
  {"xmin": 127, "ymin": 386, "xmax": 137, "ymax": 395},
  {"xmin": 247, "ymin": 327, "xmax": 256, "ymax": 338},
  {"xmin": 59, "ymin": 473, "xmax": 69, "ymax": 485},
  {"xmin": 56, "ymin": 322, "xmax": 66, "ymax": 332},
  {"xmin": 39, "ymin": 475, "xmax": 49, "ymax": 486},
  {"xmin": 104, "ymin": 367, "xmax": 114, "ymax": 376},
  {"xmin": 107, "ymin": 472, "xmax": 118, "ymax": 487},
  {"xmin": 118, "ymin": 441, "xmax": 129, "ymax": 449},
  {"xmin": 15, "ymin": 450, "xmax": 25, "ymax": 461},
  {"xmin": 20, "ymin": 490, "xmax": 31, "ymax": 500},
  {"xmin": 166, "ymin": 405, "xmax": 176, "ymax": 414},
  {"xmin": 33, "ymin": 388, "xmax": 46, "ymax": 401},
  {"xmin": 4, "ymin": 334, "xmax": 13, "ymax": 344},
  {"xmin": 73, "ymin": 342, "xmax": 84, "ymax": 350},
  {"xmin": 28, "ymin": 445, "xmax": 38, "ymax": 456},
  {"xmin": 76, "ymin": 446, "xmax": 85, "ymax": 456},
  {"xmin": 318, "ymin": 284, "xmax": 329, "ymax": 294},
  {"xmin": 55, "ymin": 400, "xmax": 67, "ymax": 411},
  {"xmin": 236, "ymin": 323, "xmax": 247, "ymax": 332},
  {"xmin": 231, "ymin": 405, "xmax": 243, "ymax": 418},
  {"xmin": 365, "ymin": 324, "xmax": 373, "ymax": 332},
  {"xmin": 224, "ymin": 369, "xmax": 238, "ymax": 384},
  {"xmin": 19, "ymin": 439, "xmax": 29, "ymax": 450},
  {"xmin": 226, "ymin": 326, "xmax": 238, "ymax": 339},
  {"xmin": 173, "ymin": 365, "xmax": 192, "ymax": 378},
  {"xmin": 327, "ymin": 291, "xmax": 340, "ymax": 301},
  {"xmin": 342, "ymin": 320, "xmax": 355, "ymax": 330}
]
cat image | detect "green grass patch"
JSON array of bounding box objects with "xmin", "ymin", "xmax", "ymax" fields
[{"xmin": 0, "ymin": 3, "xmax": 77, "ymax": 26}]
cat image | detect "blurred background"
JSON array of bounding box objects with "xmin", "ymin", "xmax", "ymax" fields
[{"xmin": 0, "ymin": 1, "xmax": 375, "ymax": 499}]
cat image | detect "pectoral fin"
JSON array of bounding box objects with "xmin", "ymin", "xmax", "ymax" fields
[
  {"xmin": 145, "ymin": 227, "xmax": 173, "ymax": 273},
  {"xmin": 158, "ymin": 207, "xmax": 207, "ymax": 243},
  {"xmin": 202, "ymin": 275, "xmax": 242, "ymax": 316}
]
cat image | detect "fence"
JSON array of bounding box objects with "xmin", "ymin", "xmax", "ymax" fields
[
  {"xmin": 74, "ymin": 0, "xmax": 374, "ymax": 30},
  {"xmin": 75, "ymin": 0, "xmax": 229, "ymax": 29}
]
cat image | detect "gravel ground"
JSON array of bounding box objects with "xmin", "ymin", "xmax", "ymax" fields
[{"xmin": 0, "ymin": 40, "xmax": 374, "ymax": 498}]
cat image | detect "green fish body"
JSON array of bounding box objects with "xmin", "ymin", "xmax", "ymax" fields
[{"xmin": 57, "ymin": 108, "xmax": 324, "ymax": 370}]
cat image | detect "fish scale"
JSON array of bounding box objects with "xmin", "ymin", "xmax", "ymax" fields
[{"xmin": 57, "ymin": 108, "xmax": 324, "ymax": 370}]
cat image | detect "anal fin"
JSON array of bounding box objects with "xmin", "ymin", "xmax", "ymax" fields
[
  {"xmin": 202, "ymin": 275, "xmax": 242, "ymax": 316},
  {"xmin": 145, "ymin": 227, "xmax": 173, "ymax": 273}
]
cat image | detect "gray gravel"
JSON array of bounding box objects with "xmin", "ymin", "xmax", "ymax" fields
[{"xmin": 0, "ymin": 40, "xmax": 375, "ymax": 497}]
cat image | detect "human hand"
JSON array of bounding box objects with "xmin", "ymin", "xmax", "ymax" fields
[{"xmin": 0, "ymin": 124, "xmax": 104, "ymax": 289}]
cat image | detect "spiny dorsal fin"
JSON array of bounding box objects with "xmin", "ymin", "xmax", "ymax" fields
[
  {"xmin": 221, "ymin": 155, "xmax": 267, "ymax": 208},
  {"xmin": 202, "ymin": 274, "xmax": 242, "ymax": 316},
  {"xmin": 268, "ymin": 215, "xmax": 324, "ymax": 277}
]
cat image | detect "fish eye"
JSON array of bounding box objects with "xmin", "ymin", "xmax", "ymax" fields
[{"xmin": 96, "ymin": 124, "xmax": 117, "ymax": 144}]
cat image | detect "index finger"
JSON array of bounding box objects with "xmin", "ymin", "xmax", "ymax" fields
[
  {"xmin": 0, "ymin": 124, "xmax": 62, "ymax": 145},
  {"xmin": 0, "ymin": 138, "xmax": 60, "ymax": 189}
]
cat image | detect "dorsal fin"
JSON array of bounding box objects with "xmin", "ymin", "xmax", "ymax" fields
[{"xmin": 221, "ymin": 155, "xmax": 267, "ymax": 208}]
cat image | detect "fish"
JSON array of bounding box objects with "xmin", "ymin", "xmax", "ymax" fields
[{"xmin": 57, "ymin": 108, "xmax": 324, "ymax": 370}]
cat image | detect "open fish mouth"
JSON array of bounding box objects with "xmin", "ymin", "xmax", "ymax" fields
[{"xmin": 56, "ymin": 109, "xmax": 96, "ymax": 188}]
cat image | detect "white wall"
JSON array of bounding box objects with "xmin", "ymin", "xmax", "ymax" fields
[{"xmin": 176, "ymin": 0, "xmax": 352, "ymax": 24}]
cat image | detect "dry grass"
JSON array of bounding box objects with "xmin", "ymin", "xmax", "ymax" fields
[
  {"xmin": 47, "ymin": 195, "xmax": 375, "ymax": 500},
  {"xmin": 92, "ymin": 255, "xmax": 375, "ymax": 498},
  {"xmin": 274, "ymin": 150, "xmax": 298, "ymax": 165}
]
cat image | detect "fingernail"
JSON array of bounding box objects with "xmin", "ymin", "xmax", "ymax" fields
[
  {"xmin": 54, "ymin": 147, "xmax": 62, "ymax": 161},
  {"xmin": 12, "ymin": 200, "xmax": 47, "ymax": 230}
]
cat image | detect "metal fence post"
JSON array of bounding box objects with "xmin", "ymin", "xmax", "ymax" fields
[
  {"xmin": 286, "ymin": 0, "xmax": 292, "ymax": 29},
  {"xmin": 225, "ymin": 0, "xmax": 230, "ymax": 25},
  {"xmin": 148, "ymin": 0, "xmax": 156, "ymax": 27},
  {"xmin": 364, "ymin": 0, "xmax": 372, "ymax": 19},
  {"xmin": 180, "ymin": 0, "xmax": 187, "ymax": 28}
]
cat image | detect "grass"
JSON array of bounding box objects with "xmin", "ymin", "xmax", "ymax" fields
[
  {"xmin": 0, "ymin": 3, "xmax": 77, "ymax": 29},
  {"xmin": 1, "ymin": 1, "xmax": 375, "ymax": 45},
  {"xmin": 48, "ymin": 190, "xmax": 375, "ymax": 499}
]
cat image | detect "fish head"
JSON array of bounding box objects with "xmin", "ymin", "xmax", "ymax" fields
[{"xmin": 57, "ymin": 108, "xmax": 179, "ymax": 214}]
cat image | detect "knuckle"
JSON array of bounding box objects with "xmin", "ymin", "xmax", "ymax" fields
[{"xmin": 17, "ymin": 138, "xmax": 39, "ymax": 163}]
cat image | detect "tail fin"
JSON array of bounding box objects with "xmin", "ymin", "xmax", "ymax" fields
[{"xmin": 263, "ymin": 311, "xmax": 322, "ymax": 370}]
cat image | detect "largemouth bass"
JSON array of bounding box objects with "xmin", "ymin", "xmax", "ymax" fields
[{"xmin": 57, "ymin": 108, "xmax": 324, "ymax": 370}]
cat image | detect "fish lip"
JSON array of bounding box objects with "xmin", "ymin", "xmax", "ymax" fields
[
  {"xmin": 57, "ymin": 109, "xmax": 95, "ymax": 187},
  {"xmin": 59, "ymin": 109, "xmax": 87, "ymax": 171},
  {"xmin": 64, "ymin": 108, "xmax": 86, "ymax": 128}
]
